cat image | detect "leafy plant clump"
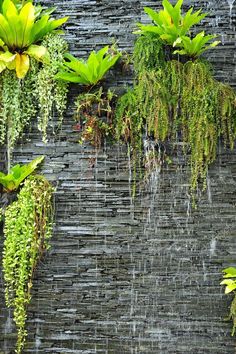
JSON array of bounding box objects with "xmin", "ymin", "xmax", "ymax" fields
[
  {"xmin": 135, "ymin": 0, "xmax": 220, "ymax": 59},
  {"xmin": 3, "ymin": 175, "xmax": 54, "ymax": 354},
  {"xmin": 57, "ymin": 45, "xmax": 120, "ymax": 147},
  {"xmin": 0, "ymin": 0, "xmax": 68, "ymax": 78},
  {"xmin": 0, "ymin": 33, "xmax": 68, "ymax": 162},
  {"xmin": 0, "ymin": 155, "xmax": 44, "ymax": 192},
  {"xmin": 56, "ymin": 46, "xmax": 121, "ymax": 86},
  {"xmin": 115, "ymin": 0, "xmax": 236, "ymax": 199},
  {"xmin": 75, "ymin": 88, "xmax": 116, "ymax": 147},
  {"xmin": 36, "ymin": 34, "xmax": 69, "ymax": 142},
  {"xmin": 221, "ymin": 267, "xmax": 236, "ymax": 336}
]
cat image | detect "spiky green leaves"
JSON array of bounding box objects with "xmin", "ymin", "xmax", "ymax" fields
[
  {"xmin": 56, "ymin": 46, "xmax": 121, "ymax": 86},
  {"xmin": 0, "ymin": 0, "xmax": 68, "ymax": 78},
  {"xmin": 136, "ymin": 0, "xmax": 206, "ymax": 46},
  {"xmin": 173, "ymin": 31, "xmax": 220, "ymax": 57},
  {"xmin": 0, "ymin": 156, "xmax": 44, "ymax": 192},
  {"xmin": 135, "ymin": 0, "xmax": 220, "ymax": 58}
]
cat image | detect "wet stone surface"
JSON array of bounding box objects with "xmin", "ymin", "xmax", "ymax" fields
[{"xmin": 0, "ymin": 0, "xmax": 236, "ymax": 353}]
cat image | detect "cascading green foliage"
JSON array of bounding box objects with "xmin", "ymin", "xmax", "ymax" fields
[
  {"xmin": 116, "ymin": 45, "xmax": 236, "ymax": 197},
  {"xmin": 115, "ymin": 1, "xmax": 236, "ymax": 199},
  {"xmin": 3, "ymin": 175, "xmax": 54, "ymax": 354},
  {"xmin": 36, "ymin": 33, "xmax": 68, "ymax": 142},
  {"xmin": 0, "ymin": 59, "xmax": 38, "ymax": 149},
  {"xmin": 133, "ymin": 33, "xmax": 165, "ymax": 73},
  {"xmin": 221, "ymin": 267, "xmax": 236, "ymax": 336},
  {"xmin": 0, "ymin": 33, "xmax": 68, "ymax": 153},
  {"xmin": 56, "ymin": 45, "xmax": 120, "ymax": 147},
  {"xmin": 75, "ymin": 87, "xmax": 116, "ymax": 147}
]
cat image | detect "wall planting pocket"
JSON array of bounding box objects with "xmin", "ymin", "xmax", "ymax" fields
[
  {"xmin": 0, "ymin": 0, "xmax": 69, "ymax": 170},
  {"xmin": 115, "ymin": 0, "xmax": 236, "ymax": 203},
  {"xmin": 56, "ymin": 45, "xmax": 121, "ymax": 147}
]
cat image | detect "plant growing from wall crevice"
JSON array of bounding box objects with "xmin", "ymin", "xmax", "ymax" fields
[
  {"xmin": 0, "ymin": 0, "xmax": 69, "ymax": 169},
  {"xmin": 221, "ymin": 267, "xmax": 236, "ymax": 336},
  {"xmin": 56, "ymin": 45, "xmax": 121, "ymax": 147},
  {"xmin": 2, "ymin": 174, "xmax": 54, "ymax": 354},
  {"xmin": 115, "ymin": 0, "xmax": 236, "ymax": 201}
]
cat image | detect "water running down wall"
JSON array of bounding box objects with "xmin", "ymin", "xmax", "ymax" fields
[{"xmin": 0, "ymin": 0, "xmax": 236, "ymax": 353}]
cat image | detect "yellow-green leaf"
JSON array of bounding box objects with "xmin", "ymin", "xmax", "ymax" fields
[
  {"xmin": 24, "ymin": 44, "xmax": 47, "ymax": 61},
  {"xmin": 19, "ymin": 2, "xmax": 35, "ymax": 47},
  {"xmin": 15, "ymin": 53, "xmax": 30, "ymax": 78}
]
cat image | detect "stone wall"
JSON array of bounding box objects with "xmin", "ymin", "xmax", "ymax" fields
[{"xmin": 0, "ymin": 1, "xmax": 236, "ymax": 353}]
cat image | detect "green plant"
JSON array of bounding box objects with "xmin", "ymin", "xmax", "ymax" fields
[
  {"xmin": 116, "ymin": 58, "xmax": 236, "ymax": 198},
  {"xmin": 133, "ymin": 32, "xmax": 165, "ymax": 73},
  {"xmin": 75, "ymin": 87, "xmax": 115, "ymax": 147},
  {"xmin": 0, "ymin": 155, "xmax": 44, "ymax": 192},
  {"xmin": 173, "ymin": 31, "xmax": 220, "ymax": 58},
  {"xmin": 0, "ymin": 0, "xmax": 68, "ymax": 78},
  {"xmin": 115, "ymin": 1, "xmax": 236, "ymax": 201},
  {"xmin": 36, "ymin": 33, "xmax": 68, "ymax": 142},
  {"xmin": 0, "ymin": 33, "xmax": 68, "ymax": 165},
  {"xmin": 56, "ymin": 46, "xmax": 121, "ymax": 86},
  {"xmin": 135, "ymin": 0, "xmax": 206, "ymax": 46},
  {"xmin": 3, "ymin": 175, "xmax": 54, "ymax": 353},
  {"xmin": 221, "ymin": 267, "xmax": 236, "ymax": 336}
]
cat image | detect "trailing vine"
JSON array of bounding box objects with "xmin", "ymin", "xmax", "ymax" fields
[
  {"xmin": 75, "ymin": 87, "xmax": 116, "ymax": 147},
  {"xmin": 37, "ymin": 34, "xmax": 69, "ymax": 142},
  {"xmin": 2, "ymin": 175, "xmax": 54, "ymax": 354},
  {"xmin": 115, "ymin": 2, "xmax": 236, "ymax": 200},
  {"xmin": 0, "ymin": 33, "xmax": 68, "ymax": 170}
]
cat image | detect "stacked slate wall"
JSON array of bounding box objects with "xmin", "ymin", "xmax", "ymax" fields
[{"xmin": 0, "ymin": 0, "xmax": 236, "ymax": 353}]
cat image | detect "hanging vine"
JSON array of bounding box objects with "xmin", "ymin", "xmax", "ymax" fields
[
  {"xmin": 115, "ymin": 1, "xmax": 236, "ymax": 200},
  {"xmin": 2, "ymin": 175, "xmax": 54, "ymax": 354},
  {"xmin": 36, "ymin": 34, "xmax": 69, "ymax": 142}
]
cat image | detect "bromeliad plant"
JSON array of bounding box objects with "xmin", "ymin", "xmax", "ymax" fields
[
  {"xmin": 56, "ymin": 46, "xmax": 120, "ymax": 146},
  {"xmin": 115, "ymin": 0, "xmax": 236, "ymax": 201},
  {"xmin": 0, "ymin": 0, "xmax": 68, "ymax": 78},
  {"xmin": 135, "ymin": 0, "xmax": 220, "ymax": 59},
  {"xmin": 0, "ymin": 155, "xmax": 44, "ymax": 192},
  {"xmin": 56, "ymin": 46, "xmax": 121, "ymax": 86},
  {"xmin": 0, "ymin": 0, "xmax": 69, "ymax": 166},
  {"xmin": 173, "ymin": 31, "xmax": 220, "ymax": 58},
  {"xmin": 3, "ymin": 175, "xmax": 54, "ymax": 354},
  {"xmin": 135, "ymin": 0, "xmax": 206, "ymax": 46},
  {"xmin": 221, "ymin": 267, "xmax": 236, "ymax": 336}
]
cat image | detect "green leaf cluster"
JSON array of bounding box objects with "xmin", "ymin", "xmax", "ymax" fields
[
  {"xmin": 3, "ymin": 175, "xmax": 54, "ymax": 354},
  {"xmin": 56, "ymin": 46, "xmax": 121, "ymax": 86},
  {"xmin": 115, "ymin": 59, "xmax": 236, "ymax": 197},
  {"xmin": 0, "ymin": 155, "xmax": 44, "ymax": 192},
  {"xmin": 0, "ymin": 0, "xmax": 68, "ymax": 78},
  {"xmin": 0, "ymin": 33, "xmax": 68, "ymax": 154},
  {"xmin": 221, "ymin": 267, "xmax": 236, "ymax": 336},
  {"xmin": 135, "ymin": 0, "xmax": 219, "ymax": 58},
  {"xmin": 75, "ymin": 87, "xmax": 115, "ymax": 147},
  {"xmin": 173, "ymin": 31, "xmax": 220, "ymax": 57},
  {"xmin": 36, "ymin": 33, "xmax": 69, "ymax": 142}
]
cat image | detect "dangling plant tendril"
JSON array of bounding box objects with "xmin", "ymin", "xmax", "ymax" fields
[
  {"xmin": 0, "ymin": 34, "xmax": 68, "ymax": 169},
  {"xmin": 3, "ymin": 175, "xmax": 54, "ymax": 354},
  {"xmin": 37, "ymin": 34, "xmax": 68, "ymax": 142},
  {"xmin": 115, "ymin": 34, "xmax": 236, "ymax": 200}
]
